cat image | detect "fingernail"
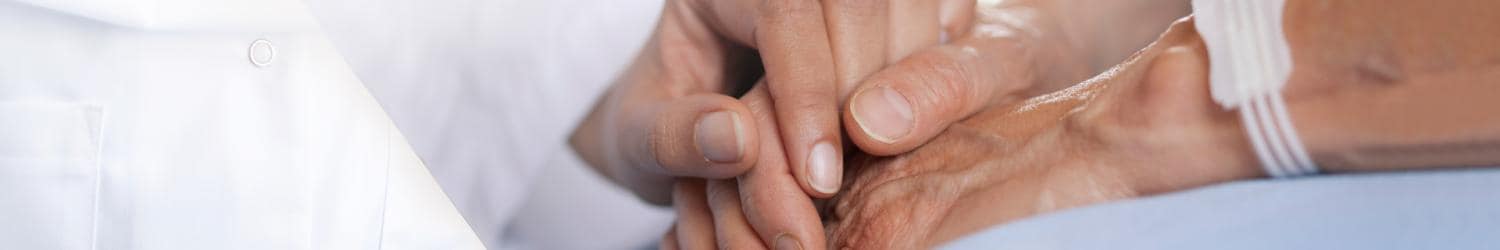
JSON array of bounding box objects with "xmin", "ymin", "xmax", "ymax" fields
[
  {"xmin": 774, "ymin": 233, "xmax": 803, "ymax": 250},
  {"xmin": 852, "ymin": 86, "xmax": 914, "ymax": 143},
  {"xmin": 695, "ymin": 111, "xmax": 745, "ymax": 163},
  {"xmin": 807, "ymin": 142, "xmax": 841, "ymax": 194}
]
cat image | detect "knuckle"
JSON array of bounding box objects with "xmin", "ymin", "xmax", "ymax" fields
[
  {"xmin": 705, "ymin": 182, "xmax": 739, "ymax": 205},
  {"xmin": 736, "ymin": 185, "xmax": 779, "ymax": 212},
  {"xmin": 647, "ymin": 121, "xmax": 677, "ymax": 171},
  {"xmin": 906, "ymin": 53, "xmax": 975, "ymax": 117},
  {"xmin": 646, "ymin": 112, "xmax": 703, "ymax": 174}
]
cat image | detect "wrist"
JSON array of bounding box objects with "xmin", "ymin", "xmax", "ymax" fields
[
  {"xmin": 1062, "ymin": 39, "xmax": 1264, "ymax": 196},
  {"xmin": 1069, "ymin": 103, "xmax": 1262, "ymax": 197}
]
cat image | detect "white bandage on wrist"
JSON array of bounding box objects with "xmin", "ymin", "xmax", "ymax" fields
[{"xmin": 1193, "ymin": 0, "xmax": 1318, "ymax": 178}]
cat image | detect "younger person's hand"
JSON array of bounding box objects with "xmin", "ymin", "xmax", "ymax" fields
[
  {"xmin": 572, "ymin": 1, "xmax": 973, "ymax": 248},
  {"xmin": 570, "ymin": 0, "xmax": 977, "ymax": 206}
]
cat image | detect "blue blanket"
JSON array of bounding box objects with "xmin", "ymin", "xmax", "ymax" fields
[{"xmin": 945, "ymin": 168, "xmax": 1500, "ymax": 250}]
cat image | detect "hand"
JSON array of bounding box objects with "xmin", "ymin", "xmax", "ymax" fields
[
  {"xmin": 574, "ymin": 1, "xmax": 975, "ymax": 248},
  {"xmin": 662, "ymin": 84, "xmax": 825, "ymax": 250},
  {"xmin": 840, "ymin": 0, "xmax": 1191, "ymax": 156},
  {"xmin": 570, "ymin": 0, "xmax": 977, "ymax": 205},
  {"xmin": 654, "ymin": 1, "xmax": 1198, "ymax": 248},
  {"xmin": 824, "ymin": 20, "xmax": 1263, "ymax": 249},
  {"xmin": 653, "ymin": 2, "xmax": 1113, "ymax": 248}
]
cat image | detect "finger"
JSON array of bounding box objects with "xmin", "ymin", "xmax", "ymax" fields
[
  {"xmin": 822, "ymin": 0, "xmax": 890, "ymax": 99},
  {"xmin": 756, "ymin": 0, "xmax": 845, "ymax": 198},
  {"xmin": 691, "ymin": 0, "xmax": 846, "ymax": 197},
  {"xmin": 886, "ymin": 0, "xmax": 943, "ymax": 62},
  {"xmin": 661, "ymin": 225, "xmax": 679, "ymax": 250},
  {"xmin": 844, "ymin": 35, "xmax": 1034, "ymax": 155},
  {"xmin": 621, "ymin": 92, "xmax": 762, "ymax": 180},
  {"xmin": 689, "ymin": 0, "xmax": 762, "ymax": 47},
  {"xmin": 705, "ymin": 180, "xmax": 767, "ymax": 249},
  {"xmin": 672, "ymin": 179, "xmax": 718, "ymax": 250},
  {"xmin": 939, "ymin": 0, "xmax": 977, "ymax": 41},
  {"xmin": 738, "ymin": 85, "xmax": 828, "ymax": 250}
]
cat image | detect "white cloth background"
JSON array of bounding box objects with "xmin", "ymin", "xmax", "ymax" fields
[
  {"xmin": 0, "ymin": 0, "xmax": 482, "ymax": 248},
  {"xmin": 0, "ymin": 0, "xmax": 672, "ymax": 248},
  {"xmin": 302, "ymin": 0, "xmax": 675, "ymax": 249}
]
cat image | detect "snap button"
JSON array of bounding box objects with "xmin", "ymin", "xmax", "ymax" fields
[{"xmin": 249, "ymin": 39, "xmax": 276, "ymax": 68}]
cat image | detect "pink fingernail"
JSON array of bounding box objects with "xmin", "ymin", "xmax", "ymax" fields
[
  {"xmin": 695, "ymin": 111, "xmax": 745, "ymax": 163},
  {"xmin": 852, "ymin": 86, "xmax": 914, "ymax": 143},
  {"xmin": 808, "ymin": 142, "xmax": 841, "ymax": 194}
]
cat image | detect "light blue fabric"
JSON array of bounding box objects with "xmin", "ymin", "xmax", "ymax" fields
[{"xmin": 945, "ymin": 169, "xmax": 1500, "ymax": 250}]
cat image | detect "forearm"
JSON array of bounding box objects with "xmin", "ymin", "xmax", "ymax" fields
[
  {"xmin": 1093, "ymin": 0, "xmax": 1500, "ymax": 191},
  {"xmin": 1282, "ymin": 0, "xmax": 1500, "ymax": 172},
  {"xmin": 1296, "ymin": 69, "xmax": 1500, "ymax": 172},
  {"xmin": 830, "ymin": 4, "xmax": 1499, "ymax": 245},
  {"xmin": 1132, "ymin": 0, "xmax": 1500, "ymax": 190}
]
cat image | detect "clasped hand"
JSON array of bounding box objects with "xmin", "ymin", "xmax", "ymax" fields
[{"xmin": 570, "ymin": 0, "xmax": 1164, "ymax": 249}]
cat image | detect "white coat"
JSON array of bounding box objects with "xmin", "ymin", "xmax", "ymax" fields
[
  {"xmin": 300, "ymin": 0, "xmax": 675, "ymax": 249},
  {"xmin": 0, "ymin": 0, "xmax": 482, "ymax": 248},
  {"xmin": 1, "ymin": 0, "xmax": 676, "ymax": 249}
]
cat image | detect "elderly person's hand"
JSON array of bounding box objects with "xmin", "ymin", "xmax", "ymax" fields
[
  {"xmin": 647, "ymin": 0, "xmax": 1193, "ymax": 248},
  {"xmin": 840, "ymin": 0, "xmax": 1192, "ymax": 156},
  {"xmin": 823, "ymin": 21, "xmax": 1252, "ymax": 248},
  {"xmin": 827, "ymin": 0, "xmax": 1500, "ymax": 246}
]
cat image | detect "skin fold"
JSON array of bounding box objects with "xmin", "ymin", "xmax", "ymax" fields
[{"xmin": 825, "ymin": 0, "xmax": 1500, "ymax": 248}]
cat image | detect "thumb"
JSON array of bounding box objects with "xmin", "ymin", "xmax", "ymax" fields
[
  {"xmin": 843, "ymin": 37, "xmax": 1035, "ymax": 155},
  {"xmin": 576, "ymin": 85, "xmax": 762, "ymax": 204},
  {"xmin": 621, "ymin": 93, "xmax": 762, "ymax": 180}
]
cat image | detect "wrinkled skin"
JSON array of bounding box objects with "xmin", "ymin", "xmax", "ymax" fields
[
  {"xmin": 826, "ymin": 0, "xmax": 1500, "ymax": 247},
  {"xmin": 825, "ymin": 76, "xmax": 1134, "ymax": 249},
  {"xmin": 823, "ymin": 19, "xmax": 1264, "ymax": 249},
  {"xmin": 657, "ymin": 1, "xmax": 1193, "ymax": 248}
]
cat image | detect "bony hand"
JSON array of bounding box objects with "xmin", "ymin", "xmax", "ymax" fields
[{"xmin": 824, "ymin": 19, "xmax": 1264, "ymax": 249}]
